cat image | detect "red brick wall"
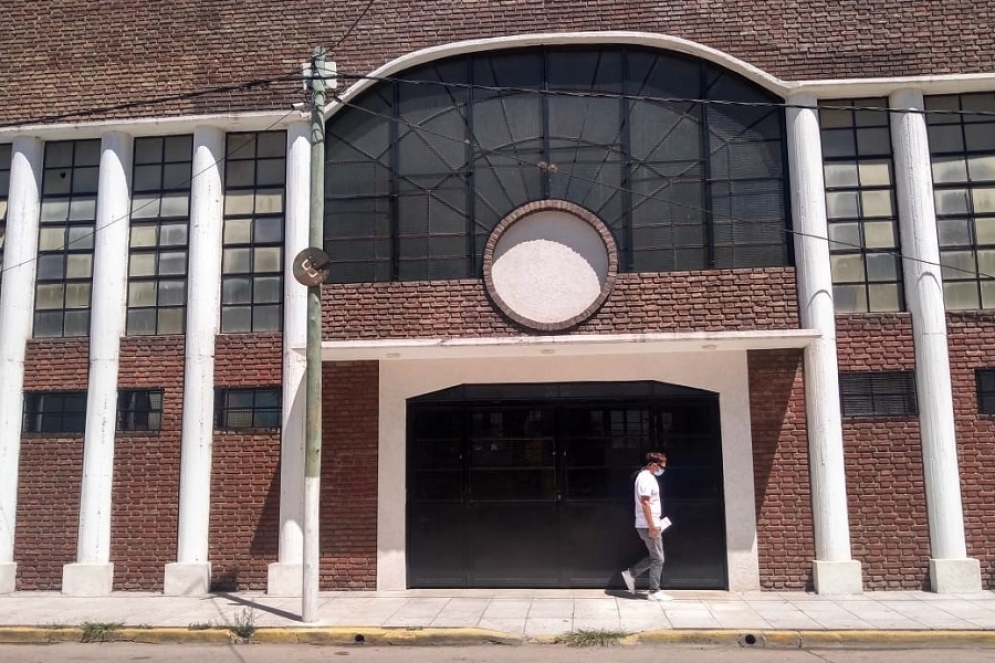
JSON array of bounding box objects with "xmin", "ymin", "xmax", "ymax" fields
[
  {"xmin": 325, "ymin": 268, "xmax": 799, "ymax": 339},
  {"xmin": 947, "ymin": 312, "xmax": 995, "ymax": 590},
  {"xmin": 208, "ymin": 334, "xmax": 283, "ymax": 591},
  {"xmin": 836, "ymin": 314, "xmax": 929, "ymax": 590},
  {"xmin": 320, "ymin": 361, "xmax": 379, "ymax": 589},
  {"xmin": 748, "ymin": 349, "xmax": 814, "ymax": 590},
  {"xmin": 111, "ymin": 336, "xmax": 185, "ymax": 591},
  {"xmin": 15, "ymin": 339, "xmax": 90, "ymax": 590},
  {"xmin": 3, "ymin": 2, "xmax": 993, "ymax": 125}
]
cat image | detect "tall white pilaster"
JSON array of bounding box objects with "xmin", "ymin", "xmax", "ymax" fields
[
  {"xmin": 268, "ymin": 122, "xmax": 310, "ymax": 596},
  {"xmin": 890, "ymin": 89, "xmax": 981, "ymax": 593},
  {"xmin": 165, "ymin": 126, "xmax": 224, "ymax": 596},
  {"xmin": 62, "ymin": 132, "xmax": 132, "ymax": 596},
  {"xmin": 0, "ymin": 137, "xmax": 43, "ymax": 595},
  {"xmin": 786, "ymin": 93, "xmax": 862, "ymax": 594}
]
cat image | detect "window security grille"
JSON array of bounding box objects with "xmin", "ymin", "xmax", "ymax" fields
[
  {"xmin": 23, "ymin": 391, "xmax": 87, "ymax": 433},
  {"xmin": 839, "ymin": 371, "xmax": 918, "ymax": 418},
  {"xmin": 215, "ymin": 387, "xmax": 281, "ymax": 430},
  {"xmin": 117, "ymin": 389, "xmax": 164, "ymax": 431},
  {"xmin": 976, "ymin": 369, "xmax": 995, "ymax": 415}
]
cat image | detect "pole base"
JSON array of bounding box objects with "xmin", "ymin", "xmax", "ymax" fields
[
  {"xmin": 812, "ymin": 559, "xmax": 863, "ymax": 595},
  {"xmin": 164, "ymin": 562, "xmax": 211, "ymax": 596},
  {"xmin": 930, "ymin": 558, "xmax": 982, "ymax": 593},
  {"xmin": 62, "ymin": 562, "xmax": 114, "ymax": 596}
]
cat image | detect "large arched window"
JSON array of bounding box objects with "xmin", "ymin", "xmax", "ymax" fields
[{"xmin": 325, "ymin": 46, "xmax": 790, "ymax": 283}]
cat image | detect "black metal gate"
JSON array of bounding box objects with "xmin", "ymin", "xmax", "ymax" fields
[{"xmin": 406, "ymin": 382, "xmax": 727, "ymax": 589}]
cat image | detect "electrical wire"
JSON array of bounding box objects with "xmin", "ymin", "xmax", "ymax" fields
[
  {"xmin": 326, "ymin": 89, "xmax": 995, "ymax": 284},
  {"xmin": 327, "ymin": 0, "xmax": 378, "ymax": 56}
]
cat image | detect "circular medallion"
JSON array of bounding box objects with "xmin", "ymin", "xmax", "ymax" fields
[{"xmin": 483, "ymin": 201, "xmax": 618, "ymax": 331}]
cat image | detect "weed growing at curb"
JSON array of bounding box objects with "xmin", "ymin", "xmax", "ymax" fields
[
  {"xmin": 80, "ymin": 621, "xmax": 124, "ymax": 643},
  {"xmin": 188, "ymin": 622, "xmax": 214, "ymax": 631},
  {"xmin": 560, "ymin": 629, "xmax": 630, "ymax": 647},
  {"xmin": 228, "ymin": 608, "xmax": 256, "ymax": 641}
]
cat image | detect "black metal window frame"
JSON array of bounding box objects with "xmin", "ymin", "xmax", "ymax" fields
[
  {"xmin": 839, "ymin": 370, "xmax": 918, "ymax": 418},
  {"xmin": 976, "ymin": 368, "xmax": 995, "ymax": 415},
  {"xmin": 23, "ymin": 390, "xmax": 88, "ymax": 433},
  {"xmin": 325, "ymin": 46, "xmax": 791, "ymax": 283},
  {"xmin": 34, "ymin": 139, "xmax": 100, "ymax": 338},
  {"xmin": 117, "ymin": 389, "xmax": 164, "ymax": 432},
  {"xmin": 0, "ymin": 143, "xmax": 11, "ymax": 290},
  {"xmin": 925, "ymin": 92, "xmax": 995, "ymax": 311},
  {"xmin": 127, "ymin": 135, "xmax": 193, "ymax": 336},
  {"xmin": 820, "ymin": 98, "xmax": 904, "ymax": 313},
  {"xmin": 221, "ymin": 131, "xmax": 286, "ymax": 333},
  {"xmin": 215, "ymin": 386, "xmax": 282, "ymax": 430}
]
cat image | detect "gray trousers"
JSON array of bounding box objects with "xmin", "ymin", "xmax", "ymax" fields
[{"xmin": 628, "ymin": 528, "xmax": 665, "ymax": 591}]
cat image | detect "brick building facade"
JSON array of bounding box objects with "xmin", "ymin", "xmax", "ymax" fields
[{"xmin": 0, "ymin": 1, "xmax": 993, "ymax": 596}]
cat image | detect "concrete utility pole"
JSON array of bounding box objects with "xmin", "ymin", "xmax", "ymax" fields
[{"xmin": 302, "ymin": 46, "xmax": 327, "ymax": 624}]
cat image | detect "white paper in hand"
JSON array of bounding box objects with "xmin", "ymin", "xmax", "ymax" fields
[{"xmin": 658, "ymin": 517, "xmax": 672, "ymax": 532}]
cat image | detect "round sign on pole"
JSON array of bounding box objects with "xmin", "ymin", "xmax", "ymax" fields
[{"xmin": 293, "ymin": 247, "xmax": 330, "ymax": 286}]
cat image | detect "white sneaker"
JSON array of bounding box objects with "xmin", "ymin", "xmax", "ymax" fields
[
  {"xmin": 621, "ymin": 569, "xmax": 635, "ymax": 593},
  {"xmin": 648, "ymin": 591, "xmax": 673, "ymax": 601}
]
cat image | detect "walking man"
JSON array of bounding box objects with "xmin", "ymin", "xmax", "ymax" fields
[{"xmin": 621, "ymin": 451, "xmax": 672, "ymax": 601}]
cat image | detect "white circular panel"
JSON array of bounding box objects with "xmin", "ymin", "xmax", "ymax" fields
[{"xmin": 484, "ymin": 202, "xmax": 617, "ymax": 331}]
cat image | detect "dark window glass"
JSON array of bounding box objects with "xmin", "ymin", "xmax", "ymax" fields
[
  {"xmin": 325, "ymin": 47, "xmax": 789, "ymax": 282},
  {"xmin": 840, "ymin": 371, "xmax": 918, "ymax": 418},
  {"xmin": 976, "ymin": 369, "xmax": 995, "ymax": 415},
  {"xmin": 117, "ymin": 389, "xmax": 164, "ymax": 431},
  {"xmin": 215, "ymin": 387, "xmax": 281, "ymax": 429},
  {"xmin": 23, "ymin": 391, "xmax": 87, "ymax": 433}
]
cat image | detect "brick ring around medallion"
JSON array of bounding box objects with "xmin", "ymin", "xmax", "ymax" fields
[{"xmin": 482, "ymin": 200, "xmax": 619, "ymax": 332}]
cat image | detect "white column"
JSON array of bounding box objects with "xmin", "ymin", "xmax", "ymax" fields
[
  {"xmin": 786, "ymin": 93, "xmax": 862, "ymax": 594},
  {"xmin": 268, "ymin": 122, "xmax": 310, "ymax": 595},
  {"xmin": 62, "ymin": 132, "xmax": 132, "ymax": 596},
  {"xmin": 0, "ymin": 137, "xmax": 43, "ymax": 595},
  {"xmin": 890, "ymin": 89, "xmax": 981, "ymax": 593},
  {"xmin": 164, "ymin": 126, "xmax": 224, "ymax": 596}
]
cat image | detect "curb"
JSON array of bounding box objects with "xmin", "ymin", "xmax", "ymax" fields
[{"xmin": 1, "ymin": 626, "xmax": 994, "ymax": 648}]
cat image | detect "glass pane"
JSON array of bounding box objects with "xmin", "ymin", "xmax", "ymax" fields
[
  {"xmin": 66, "ymin": 253, "xmax": 92, "ymax": 279},
  {"xmin": 255, "ymin": 189, "xmax": 284, "ymax": 214},
  {"xmin": 969, "ymin": 155, "xmax": 995, "ymax": 181},
  {"xmin": 65, "ymin": 283, "xmax": 91, "ymax": 308},
  {"xmin": 828, "ymin": 222, "xmax": 861, "ymax": 251},
  {"xmin": 222, "ymin": 306, "xmax": 252, "ymax": 332},
  {"xmin": 36, "ymin": 283, "xmax": 64, "ymax": 309},
  {"xmin": 222, "ymin": 277, "xmax": 252, "ymax": 304},
  {"xmin": 864, "ymin": 221, "xmax": 897, "ymax": 249},
  {"xmin": 134, "ymin": 137, "xmax": 164, "ymax": 164},
  {"xmin": 977, "ymin": 249, "xmax": 995, "ymax": 278},
  {"xmin": 937, "ymin": 218, "xmax": 972, "ymax": 246},
  {"xmin": 928, "ymin": 125, "xmax": 964, "ymax": 153},
  {"xmin": 940, "ymin": 250, "xmax": 976, "ymax": 279},
  {"xmin": 224, "ymin": 191, "xmax": 254, "ymax": 216},
  {"xmin": 868, "ymin": 283, "xmax": 901, "ymax": 311},
  {"xmin": 128, "ymin": 281, "xmax": 156, "ymax": 307},
  {"xmin": 253, "ymin": 246, "xmax": 281, "ymax": 272},
  {"xmin": 39, "ymin": 227, "xmax": 65, "ymax": 251},
  {"xmin": 127, "ymin": 309, "xmax": 157, "ymax": 335},
  {"xmin": 68, "ymin": 197, "xmax": 96, "ymax": 221},
  {"xmin": 63, "ymin": 310, "xmax": 89, "ymax": 336},
  {"xmin": 256, "ymin": 159, "xmax": 286, "ymax": 186},
  {"xmin": 254, "ymin": 275, "xmax": 282, "ymax": 303},
  {"xmin": 821, "ymin": 129, "xmax": 855, "ymax": 158},
  {"xmin": 162, "ymin": 163, "xmax": 190, "ymax": 190},
  {"xmin": 826, "ymin": 191, "xmax": 859, "ymax": 219},
  {"xmin": 223, "ymin": 248, "xmax": 251, "ymax": 273},
  {"xmin": 157, "ymin": 308, "xmax": 185, "ymax": 334},
  {"xmin": 133, "ymin": 165, "xmax": 162, "ymax": 191},
  {"xmin": 858, "ymin": 160, "xmax": 892, "ymax": 186},
  {"xmin": 974, "ymin": 187, "xmax": 995, "ymax": 214},
  {"xmin": 129, "ymin": 253, "xmax": 156, "ymax": 277},
  {"xmin": 164, "ymin": 136, "xmax": 192, "ymax": 162},
  {"xmin": 158, "ymin": 251, "xmax": 187, "ymax": 276},
  {"xmin": 831, "ymin": 254, "xmax": 865, "ymax": 282},
  {"xmin": 224, "ymin": 218, "xmax": 252, "ymax": 244},
  {"xmin": 160, "ymin": 222, "xmax": 188, "ymax": 246},
  {"xmin": 130, "ymin": 224, "xmax": 157, "ymax": 248},
  {"xmin": 944, "ymin": 281, "xmax": 979, "ymax": 310},
  {"xmin": 976, "ymin": 217, "xmax": 995, "ymax": 244},
  {"xmin": 33, "ymin": 311, "xmax": 64, "ymax": 336},
  {"xmin": 43, "ymin": 169, "xmax": 71, "ymax": 195},
  {"xmin": 254, "ymin": 304, "xmax": 281, "ymax": 331},
  {"xmin": 226, "ymin": 160, "xmax": 255, "ymax": 187},
  {"xmin": 982, "ymin": 281, "xmax": 995, "ymax": 310},
  {"xmin": 37, "ymin": 254, "xmax": 64, "ymax": 279},
  {"xmin": 68, "ymin": 225, "xmax": 93, "ymax": 250},
  {"xmin": 932, "ymin": 156, "xmax": 968, "ymax": 184},
  {"xmin": 160, "ymin": 193, "xmax": 189, "ymax": 218},
  {"xmin": 257, "ymin": 132, "xmax": 286, "ymax": 158},
  {"xmin": 40, "ymin": 200, "xmax": 69, "ymax": 222},
  {"xmin": 254, "ymin": 216, "xmax": 283, "ymax": 243},
  {"xmin": 72, "ymin": 167, "xmax": 98, "ymax": 193},
  {"xmin": 861, "ymin": 190, "xmax": 893, "ymax": 218},
  {"xmin": 131, "ymin": 194, "xmax": 160, "ymax": 219},
  {"xmin": 935, "ymin": 189, "xmax": 970, "ymax": 215},
  {"xmin": 46, "ymin": 142, "xmax": 74, "ymax": 167},
  {"xmin": 856, "ymin": 127, "xmax": 891, "ymax": 156},
  {"xmin": 158, "ymin": 279, "xmax": 186, "ymax": 306},
  {"xmin": 866, "ymin": 253, "xmax": 898, "ymax": 281},
  {"xmin": 824, "ymin": 162, "xmax": 859, "ymax": 188},
  {"xmin": 227, "ymin": 134, "xmax": 255, "ymax": 160}
]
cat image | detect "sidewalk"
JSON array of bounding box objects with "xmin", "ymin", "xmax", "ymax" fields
[{"xmin": 1, "ymin": 589, "xmax": 994, "ymax": 646}]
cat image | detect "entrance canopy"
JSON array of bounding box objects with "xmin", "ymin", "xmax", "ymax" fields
[{"xmin": 313, "ymin": 329, "xmax": 820, "ymax": 362}]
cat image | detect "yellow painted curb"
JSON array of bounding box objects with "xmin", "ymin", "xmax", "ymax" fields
[
  {"xmin": 253, "ymin": 627, "xmax": 524, "ymax": 646},
  {"xmin": 638, "ymin": 629, "xmax": 995, "ymax": 648}
]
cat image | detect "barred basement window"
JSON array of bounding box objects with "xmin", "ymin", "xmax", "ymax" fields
[
  {"xmin": 215, "ymin": 387, "xmax": 281, "ymax": 429},
  {"xmin": 976, "ymin": 369, "xmax": 995, "ymax": 415},
  {"xmin": 926, "ymin": 92, "xmax": 995, "ymax": 310},
  {"xmin": 23, "ymin": 391, "xmax": 87, "ymax": 433},
  {"xmin": 117, "ymin": 389, "xmax": 164, "ymax": 431},
  {"xmin": 0, "ymin": 144, "xmax": 10, "ymax": 294},
  {"xmin": 839, "ymin": 371, "xmax": 918, "ymax": 418},
  {"xmin": 820, "ymin": 98, "xmax": 904, "ymax": 313},
  {"xmin": 35, "ymin": 140, "xmax": 100, "ymax": 338},
  {"xmin": 127, "ymin": 135, "xmax": 193, "ymax": 335},
  {"xmin": 221, "ymin": 132, "xmax": 286, "ymax": 332}
]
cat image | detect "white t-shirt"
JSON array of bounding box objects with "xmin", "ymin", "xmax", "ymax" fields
[{"xmin": 633, "ymin": 468, "xmax": 662, "ymax": 529}]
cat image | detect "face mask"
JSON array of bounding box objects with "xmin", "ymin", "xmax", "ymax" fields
[{"xmin": 653, "ymin": 468, "xmax": 665, "ymax": 477}]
